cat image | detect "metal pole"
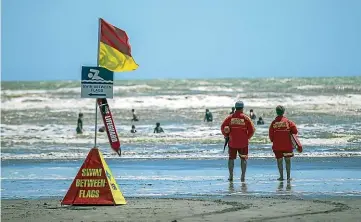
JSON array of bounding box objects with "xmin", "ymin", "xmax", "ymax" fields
[
  {"xmin": 94, "ymin": 99, "xmax": 98, "ymax": 147},
  {"xmin": 94, "ymin": 18, "xmax": 101, "ymax": 148}
]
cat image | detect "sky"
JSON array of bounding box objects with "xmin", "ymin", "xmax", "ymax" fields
[{"xmin": 1, "ymin": 0, "xmax": 361, "ymax": 81}]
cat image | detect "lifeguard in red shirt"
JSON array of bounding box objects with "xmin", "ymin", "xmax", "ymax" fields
[
  {"xmin": 221, "ymin": 101, "xmax": 255, "ymax": 182},
  {"xmin": 269, "ymin": 105, "xmax": 298, "ymax": 181}
]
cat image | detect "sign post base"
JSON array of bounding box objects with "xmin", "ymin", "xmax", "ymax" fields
[{"xmin": 61, "ymin": 148, "xmax": 126, "ymax": 205}]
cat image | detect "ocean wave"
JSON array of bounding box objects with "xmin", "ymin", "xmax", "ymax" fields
[
  {"xmin": 2, "ymin": 94, "xmax": 361, "ymax": 112},
  {"xmin": 294, "ymin": 85, "xmax": 325, "ymax": 90},
  {"xmin": 113, "ymin": 84, "xmax": 161, "ymax": 92},
  {"xmin": 3, "ymin": 175, "xmax": 360, "ymax": 182},
  {"xmin": 0, "ymin": 175, "xmax": 224, "ymax": 181},
  {"xmin": 0, "ymin": 84, "xmax": 160, "ymax": 99},
  {"xmin": 1, "ymin": 122, "xmax": 360, "ymax": 148},
  {"xmin": 294, "ymin": 84, "xmax": 361, "ymax": 92},
  {"xmin": 2, "ymin": 132, "xmax": 354, "ymax": 148},
  {"xmin": 1, "ymin": 88, "xmax": 80, "ymax": 97},
  {"xmin": 189, "ymin": 86, "xmax": 244, "ymax": 92},
  {"xmin": 2, "ymin": 78, "xmax": 361, "ymax": 162},
  {"xmin": 1, "ymin": 151, "xmax": 360, "ymax": 160}
]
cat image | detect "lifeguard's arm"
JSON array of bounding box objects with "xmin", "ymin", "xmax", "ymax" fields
[
  {"xmin": 289, "ymin": 121, "xmax": 298, "ymax": 135},
  {"xmin": 245, "ymin": 116, "xmax": 255, "ymax": 139},
  {"xmin": 268, "ymin": 121, "xmax": 274, "ymax": 142},
  {"xmin": 221, "ymin": 116, "xmax": 231, "ymax": 137}
]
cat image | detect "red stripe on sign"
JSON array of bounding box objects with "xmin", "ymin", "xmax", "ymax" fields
[{"xmin": 97, "ymin": 98, "xmax": 121, "ymax": 156}]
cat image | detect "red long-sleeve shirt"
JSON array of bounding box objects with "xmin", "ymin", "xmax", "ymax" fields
[
  {"xmin": 221, "ymin": 111, "xmax": 255, "ymax": 149},
  {"xmin": 269, "ymin": 116, "xmax": 298, "ymax": 151}
]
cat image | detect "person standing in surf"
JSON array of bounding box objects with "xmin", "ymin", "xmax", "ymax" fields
[
  {"xmin": 269, "ymin": 105, "xmax": 298, "ymax": 181},
  {"xmin": 76, "ymin": 113, "xmax": 83, "ymax": 134},
  {"xmin": 204, "ymin": 109, "xmax": 213, "ymax": 122},
  {"xmin": 221, "ymin": 101, "xmax": 255, "ymax": 182},
  {"xmin": 130, "ymin": 125, "xmax": 137, "ymax": 133},
  {"xmin": 257, "ymin": 117, "xmax": 265, "ymax": 125},
  {"xmin": 229, "ymin": 107, "xmax": 235, "ymax": 114},
  {"xmin": 154, "ymin": 122, "xmax": 164, "ymax": 133},
  {"xmin": 249, "ymin": 109, "xmax": 257, "ymax": 121},
  {"xmin": 131, "ymin": 109, "xmax": 139, "ymax": 121}
]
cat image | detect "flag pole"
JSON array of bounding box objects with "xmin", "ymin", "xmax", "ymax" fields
[{"xmin": 94, "ymin": 18, "xmax": 101, "ymax": 148}]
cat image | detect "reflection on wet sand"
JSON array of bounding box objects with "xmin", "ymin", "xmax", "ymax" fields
[
  {"xmin": 277, "ymin": 181, "xmax": 292, "ymax": 192},
  {"xmin": 228, "ymin": 181, "xmax": 235, "ymax": 193},
  {"xmin": 241, "ymin": 182, "xmax": 248, "ymax": 193},
  {"xmin": 228, "ymin": 181, "xmax": 248, "ymax": 194}
]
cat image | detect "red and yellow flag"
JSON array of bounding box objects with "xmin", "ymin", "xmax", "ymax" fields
[{"xmin": 98, "ymin": 18, "xmax": 138, "ymax": 72}]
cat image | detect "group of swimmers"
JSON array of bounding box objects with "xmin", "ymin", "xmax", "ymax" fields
[
  {"xmin": 76, "ymin": 107, "xmax": 266, "ymax": 135},
  {"xmin": 234, "ymin": 108, "xmax": 265, "ymax": 125},
  {"xmin": 204, "ymin": 107, "xmax": 265, "ymax": 125},
  {"xmin": 130, "ymin": 109, "xmax": 164, "ymax": 133},
  {"xmin": 76, "ymin": 109, "xmax": 164, "ymax": 134}
]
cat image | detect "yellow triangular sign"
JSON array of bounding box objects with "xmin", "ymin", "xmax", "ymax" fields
[
  {"xmin": 61, "ymin": 148, "xmax": 126, "ymax": 205},
  {"xmin": 98, "ymin": 148, "xmax": 126, "ymax": 204}
]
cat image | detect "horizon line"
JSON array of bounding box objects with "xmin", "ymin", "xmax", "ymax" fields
[{"xmin": 1, "ymin": 74, "xmax": 361, "ymax": 83}]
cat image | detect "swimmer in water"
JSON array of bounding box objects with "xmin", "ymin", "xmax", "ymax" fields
[
  {"xmin": 98, "ymin": 126, "xmax": 106, "ymax": 132},
  {"xmin": 230, "ymin": 107, "xmax": 235, "ymax": 114},
  {"xmin": 154, "ymin": 122, "xmax": 164, "ymax": 133},
  {"xmin": 76, "ymin": 113, "xmax": 83, "ymax": 134},
  {"xmin": 249, "ymin": 109, "xmax": 257, "ymax": 121},
  {"xmin": 204, "ymin": 109, "xmax": 213, "ymax": 122},
  {"xmin": 257, "ymin": 117, "xmax": 265, "ymax": 125},
  {"xmin": 130, "ymin": 125, "xmax": 137, "ymax": 133},
  {"xmin": 131, "ymin": 109, "xmax": 139, "ymax": 121}
]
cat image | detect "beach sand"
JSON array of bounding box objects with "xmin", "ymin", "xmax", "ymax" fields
[{"xmin": 2, "ymin": 196, "xmax": 361, "ymax": 222}]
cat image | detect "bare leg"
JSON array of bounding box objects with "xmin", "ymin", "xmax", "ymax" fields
[
  {"xmin": 285, "ymin": 157, "xmax": 291, "ymax": 180},
  {"xmin": 228, "ymin": 159, "xmax": 234, "ymax": 181},
  {"xmin": 241, "ymin": 159, "xmax": 247, "ymax": 182},
  {"xmin": 277, "ymin": 158, "xmax": 284, "ymax": 180}
]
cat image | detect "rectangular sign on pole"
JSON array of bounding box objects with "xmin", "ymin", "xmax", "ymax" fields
[{"xmin": 81, "ymin": 66, "xmax": 114, "ymax": 98}]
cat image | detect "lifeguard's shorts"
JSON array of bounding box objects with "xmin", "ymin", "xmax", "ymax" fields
[
  {"xmin": 273, "ymin": 150, "xmax": 294, "ymax": 159},
  {"xmin": 229, "ymin": 147, "xmax": 248, "ymax": 160}
]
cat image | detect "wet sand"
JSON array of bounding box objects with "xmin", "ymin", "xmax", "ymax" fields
[{"xmin": 2, "ymin": 196, "xmax": 361, "ymax": 222}]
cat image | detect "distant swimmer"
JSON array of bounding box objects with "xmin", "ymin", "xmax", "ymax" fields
[
  {"xmin": 76, "ymin": 113, "xmax": 83, "ymax": 134},
  {"xmin": 221, "ymin": 101, "xmax": 255, "ymax": 182},
  {"xmin": 204, "ymin": 109, "xmax": 213, "ymax": 122},
  {"xmin": 131, "ymin": 109, "xmax": 139, "ymax": 121},
  {"xmin": 269, "ymin": 105, "xmax": 298, "ymax": 181},
  {"xmin": 154, "ymin": 122, "xmax": 164, "ymax": 133},
  {"xmin": 229, "ymin": 107, "xmax": 235, "ymax": 114},
  {"xmin": 249, "ymin": 109, "xmax": 257, "ymax": 121},
  {"xmin": 257, "ymin": 117, "xmax": 265, "ymax": 125},
  {"xmin": 130, "ymin": 125, "xmax": 137, "ymax": 133},
  {"xmin": 98, "ymin": 126, "xmax": 106, "ymax": 132}
]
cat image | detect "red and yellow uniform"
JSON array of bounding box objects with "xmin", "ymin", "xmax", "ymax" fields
[
  {"xmin": 269, "ymin": 116, "xmax": 298, "ymax": 159},
  {"xmin": 221, "ymin": 111, "xmax": 255, "ymax": 160}
]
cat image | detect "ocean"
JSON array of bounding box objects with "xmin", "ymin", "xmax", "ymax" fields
[{"xmin": 1, "ymin": 77, "xmax": 361, "ymax": 199}]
